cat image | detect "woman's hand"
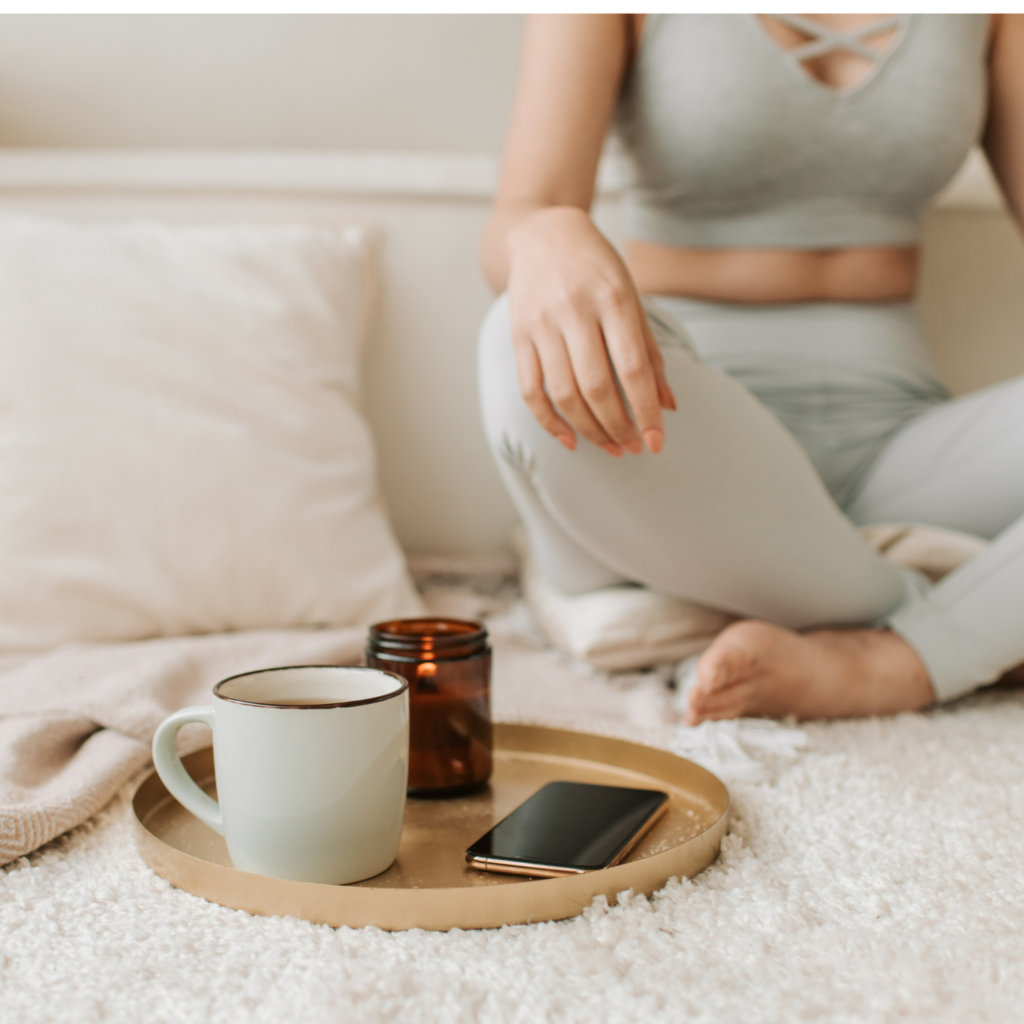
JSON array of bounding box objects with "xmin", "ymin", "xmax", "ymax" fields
[
  {"xmin": 479, "ymin": 15, "xmax": 671, "ymax": 454},
  {"xmin": 506, "ymin": 206, "xmax": 677, "ymax": 456}
]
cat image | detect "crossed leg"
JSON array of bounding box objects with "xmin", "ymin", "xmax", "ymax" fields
[
  {"xmin": 479, "ymin": 295, "xmax": 938, "ymax": 721},
  {"xmin": 690, "ymin": 372, "xmax": 1024, "ymax": 720}
]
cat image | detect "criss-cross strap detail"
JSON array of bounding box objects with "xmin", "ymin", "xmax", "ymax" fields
[{"xmin": 768, "ymin": 13, "xmax": 906, "ymax": 65}]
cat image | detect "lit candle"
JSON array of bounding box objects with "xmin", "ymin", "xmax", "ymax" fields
[{"xmin": 366, "ymin": 618, "xmax": 492, "ymax": 797}]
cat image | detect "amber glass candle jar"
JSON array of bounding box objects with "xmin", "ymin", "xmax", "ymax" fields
[{"xmin": 366, "ymin": 618, "xmax": 492, "ymax": 797}]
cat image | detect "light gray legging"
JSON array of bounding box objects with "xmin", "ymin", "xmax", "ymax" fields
[{"xmin": 478, "ymin": 294, "xmax": 1024, "ymax": 703}]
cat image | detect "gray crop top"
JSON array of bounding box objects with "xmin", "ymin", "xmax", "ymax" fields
[{"xmin": 614, "ymin": 14, "xmax": 989, "ymax": 249}]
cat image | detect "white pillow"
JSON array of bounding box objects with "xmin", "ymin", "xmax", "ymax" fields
[
  {"xmin": 514, "ymin": 529, "xmax": 734, "ymax": 672},
  {"xmin": 0, "ymin": 214, "xmax": 422, "ymax": 652}
]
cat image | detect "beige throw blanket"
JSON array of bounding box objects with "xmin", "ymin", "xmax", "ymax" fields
[{"xmin": 0, "ymin": 628, "xmax": 365, "ymax": 865}]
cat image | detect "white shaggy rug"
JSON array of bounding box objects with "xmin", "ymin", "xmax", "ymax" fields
[{"xmin": 3, "ymin": 585, "xmax": 1024, "ymax": 1023}]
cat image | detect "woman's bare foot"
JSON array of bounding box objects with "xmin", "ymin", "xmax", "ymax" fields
[{"xmin": 685, "ymin": 621, "xmax": 935, "ymax": 724}]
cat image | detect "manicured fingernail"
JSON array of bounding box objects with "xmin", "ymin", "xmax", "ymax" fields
[
  {"xmin": 625, "ymin": 439, "xmax": 644, "ymax": 455},
  {"xmin": 643, "ymin": 429, "xmax": 664, "ymax": 454},
  {"xmin": 602, "ymin": 443, "xmax": 623, "ymax": 457},
  {"xmin": 556, "ymin": 433, "xmax": 577, "ymax": 451}
]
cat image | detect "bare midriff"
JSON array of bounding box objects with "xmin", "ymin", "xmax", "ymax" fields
[{"xmin": 625, "ymin": 240, "xmax": 919, "ymax": 304}]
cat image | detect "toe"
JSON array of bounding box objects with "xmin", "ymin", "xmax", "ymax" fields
[
  {"xmin": 697, "ymin": 622, "xmax": 767, "ymax": 697},
  {"xmin": 687, "ymin": 682, "xmax": 752, "ymax": 724},
  {"xmin": 692, "ymin": 654, "xmax": 725, "ymax": 703}
]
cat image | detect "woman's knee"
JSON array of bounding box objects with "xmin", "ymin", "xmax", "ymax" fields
[
  {"xmin": 477, "ymin": 293, "xmax": 513, "ymax": 381},
  {"xmin": 477, "ymin": 293, "xmax": 540, "ymax": 464}
]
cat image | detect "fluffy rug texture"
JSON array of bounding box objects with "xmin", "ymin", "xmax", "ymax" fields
[{"xmin": 3, "ymin": 580, "xmax": 1024, "ymax": 1023}]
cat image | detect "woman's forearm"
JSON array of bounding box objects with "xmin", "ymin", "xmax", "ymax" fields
[
  {"xmin": 481, "ymin": 15, "xmax": 631, "ymax": 294},
  {"xmin": 477, "ymin": 15, "xmax": 673, "ymax": 456}
]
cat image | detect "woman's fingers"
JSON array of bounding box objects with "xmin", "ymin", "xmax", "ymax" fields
[
  {"xmin": 561, "ymin": 317, "xmax": 643, "ymax": 452},
  {"xmin": 530, "ymin": 325, "xmax": 621, "ymax": 452},
  {"xmin": 511, "ymin": 334, "xmax": 577, "ymax": 451},
  {"xmin": 515, "ymin": 297, "xmax": 675, "ymax": 457},
  {"xmin": 599, "ymin": 292, "xmax": 667, "ymax": 454},
  {"xmin": 641, "ymin": 313, "xmax": 678, "ymax": 414},
  {"xmin": 513, "ymin": 328, "xmax": 620, "ymax": 453},
  {"xmin": 503, "ymin": 207, "xmax": 675, "ymax": 455}
]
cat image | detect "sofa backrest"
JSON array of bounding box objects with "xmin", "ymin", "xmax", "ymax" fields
[{"xmin": 0, "ymin": 149, "xmax": 1017, "ymax": 558}]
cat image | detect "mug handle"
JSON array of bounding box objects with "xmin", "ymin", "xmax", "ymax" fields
[{"xmin": 152, "ymin": 706, "xmax": 225, "ymax": 836}]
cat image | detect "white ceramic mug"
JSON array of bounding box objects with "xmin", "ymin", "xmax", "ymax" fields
[{"xmin": 152, "ymin": 665, "xmax": 409, "ymax": 885}]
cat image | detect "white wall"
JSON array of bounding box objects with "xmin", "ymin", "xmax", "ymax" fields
[
  {"xmin": 919, "ymin": 210, "xmax": 1024, "ymax": 395},
  {"xmin": 0, "ymin": 15, "xmax": 521, "ymax": 152}
]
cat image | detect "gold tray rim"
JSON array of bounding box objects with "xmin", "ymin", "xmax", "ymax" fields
[{"xmin": 133, "ymin": 722, "xmax": 730, "ymax": 931}]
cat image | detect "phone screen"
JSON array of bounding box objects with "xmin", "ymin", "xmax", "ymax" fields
[{"xmin": 466, "ymin": 781, "xmax": 669, "ymax": 874}]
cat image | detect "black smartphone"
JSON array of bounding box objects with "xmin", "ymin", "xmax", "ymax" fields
[{"xmin": 465, "ymin": 781, "xmax": 670, "ymax": 877}]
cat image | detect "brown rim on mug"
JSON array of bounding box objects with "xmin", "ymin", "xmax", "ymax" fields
[{"xmin": 213, "ymin": 665, "xmax": 409, "ymax": 710}]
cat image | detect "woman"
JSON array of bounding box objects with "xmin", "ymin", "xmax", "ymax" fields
[{"xmin": 478, "ymin": 14, "xmax": 1024, "ymax": 723}]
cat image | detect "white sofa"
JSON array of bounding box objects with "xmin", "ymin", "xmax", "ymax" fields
[{"xmin": 0, "ymin": 147, "xmax": 1015, "ymax": 567}]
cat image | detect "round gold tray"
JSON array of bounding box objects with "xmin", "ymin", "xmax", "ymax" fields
[{"xmin": 133, "ymin": 723, "xmax": 729, "ymax": 931}]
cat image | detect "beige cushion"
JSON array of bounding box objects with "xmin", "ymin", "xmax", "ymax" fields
[{"xmin": 0, "ymin": 214, "xmax": 421, "ymax": 652}]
